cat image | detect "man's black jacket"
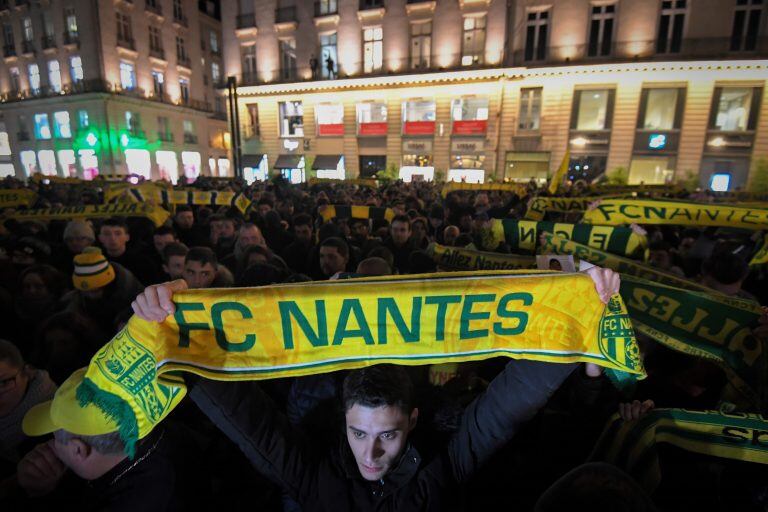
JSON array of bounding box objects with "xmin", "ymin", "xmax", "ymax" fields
[{"xmin": 189, "ymin": 360, "xmax": 576, "ymax": 511}]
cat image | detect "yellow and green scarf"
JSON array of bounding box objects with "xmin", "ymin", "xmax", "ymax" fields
[
  {"xmin": 591, "ymin": 409, "xmax": 768, "ymax": 491},
  {"xmin": 318, "ymin": 204, "xmax": 395, "ymax": 223},
  {"xmin": 0, "ymin": 189, "xmax": 37, "ymax": 208},
  {"xmin": 486, "ymin": 219, "xmax": 647, "ymax": 258},
  {"xmin": 4, "ymin": 202, "xmax": 170, "ymax": 227},
  {"xmin": 583, "ymin": 199, "xmax": 768, "ymax": 230},
  {"xmin": 525, "ymin": 196, "xmax": 600, "ymax": 221},
  {"xmin": 76, "ymin": 271, "xmax": 645, "ymax": 457},
  {"xmin": 441, "ymin": 182, "xmax": 528, "ymax": 198},
  {"xmin": 107, "ymin": 185, "xmax": 252, "ymax": 215},
  {"xmin": 426, "ymin": 242, "xmax": 536, "ymax": 271}
]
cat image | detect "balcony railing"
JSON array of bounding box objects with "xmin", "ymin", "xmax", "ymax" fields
[
  {"xmin": 3, "ymin": 44, "xmax": 15, "ymax": 57},
  {"xmin": 63, "ymin": 31, "xmax": 79, "ymax": 46},
  {"xmin": 117, "ymin": 36, "xmax": 135, "ymax": 51},
  {"xmin": 183, "ymin": 133, "xmax": 198, "ymax": 144},
  {"xmin": 173, "ymin": 12, "xmax": 188, "ymax": 26},
  {"xmin": 236, "ymin": 13, "xmax": 256, "ymax": 29},
  {"xmin": 359, "ymin": 0, "xmax": 384, "ymax": 10},
  {"xmin": 41, "ymin": 35, "xmax": 56, "ymax": 49},
  {"xmin": 146, "ymin": 2, "xmax": 162, "ymax": 15},
  {"xmin": 21, "ymin": 40, "xmax": 34, "ymax": 54},
  {"xmin": 149, "ymin": 47, "xmax": 165, "ymax": 60},
  {"xmin": 276, "ymin": 6, "xmax": 297, "ymax": 23},
  {"xmin": 315, "ymin": 1, "xmax": 338, "ymax": 17},
  {"xmin": 177, "ymin": 54, "xmax": 191, "ymax": 67}
]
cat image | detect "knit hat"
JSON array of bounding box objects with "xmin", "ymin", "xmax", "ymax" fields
[
  {"xmin": 63, "ymin": 220, "xmax": 95, "ymax": 242},
  {"xmin": 72, "ymin": 247, "xmax": 115, "ymax": 291}
]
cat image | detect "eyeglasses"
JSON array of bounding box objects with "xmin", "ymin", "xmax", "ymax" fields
[{"xmin": 0, "ymin": 371, "xmax": 20, "ymax": 391}]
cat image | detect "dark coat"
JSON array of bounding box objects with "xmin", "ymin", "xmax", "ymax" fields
[{"xmin": 189, "ymin": 360, "xmax": 576, "ymax": 511}]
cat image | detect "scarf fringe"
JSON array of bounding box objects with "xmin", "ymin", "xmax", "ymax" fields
[{"xmin": 76, "ymin": 377, "xmax": 139, "ymax": 459}]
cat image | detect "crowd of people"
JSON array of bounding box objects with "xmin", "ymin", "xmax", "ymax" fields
[{"xmin": 0, "ymin": 173, "xmax": 767, "ymax": 511}]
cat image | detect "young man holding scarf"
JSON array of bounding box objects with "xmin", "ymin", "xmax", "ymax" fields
[{"xmin": 129, "ymin": 267, "xmax": 620, "ymax": 511}]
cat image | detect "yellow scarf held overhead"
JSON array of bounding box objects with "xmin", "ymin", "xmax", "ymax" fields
[
  {"xmin": 441, "ymin": 182, "xmax": 528, "ymax": 199},
  {"xmin": 3, "ymin": 202, "xmax": 170, "ymax": 227},
  {"xmin": 77, "ymin": 271, "xmax": 645, "ymax": 455},
  {"xmin": 0, "ymin": 189, "xmax": 36, "ymax": 208},
  {"xmin": 583, "ymin": 199, "xmax": 768, "ymax": 230}
]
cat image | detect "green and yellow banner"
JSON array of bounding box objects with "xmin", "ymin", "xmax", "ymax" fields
[
  {"xmin": 3, "ymin": 203, "xmax": 170, "ymax": 227},
  {"xmin": 591, "ymin": 409, "xmax": 768, "ymax": 491},
  {"xmin": 106, "ymin": 185, "xmax": 252, "ymax": 215},
  {"xmin": 0, "ymin": 189, "xmax": 36, "ymax": 208},
  {"xmin": 487, "ymin": 219, "xmax": 647, "ymax": 257},
  {"xmin": 318, "ymin": 204, "xmax": 395, "ymax": 223},
  {"xmin": 583, "ymin": 199, "xmax": 768, "ymax": 230},
  {"xmin": 525, "ymin": 196, "xmax": 601, "ymax": 221},
  {"xmin": 750, "ymin": 235, "xmax": 768, "ymax": 267},
  {"xmin": 426, "ymin": 243, "xmax": 536, "ymax": 271},
  {"xmin": 77, "ymin": 271, "xmax": 644, "ymax": 456},
  {"xmin": 308, "ymin": 177, "xmax": 379, "ymax": 188},
  {"xmin": 441, "ymin": 182, "xmax": 528, "ymax": 199}
]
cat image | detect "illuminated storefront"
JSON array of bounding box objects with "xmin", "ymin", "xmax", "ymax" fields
[
  {"xmin": 156, "ymin": 151, "xmax": 179, "ymax": 183},
  {"xmin": 242, "ymin": 154, "xmax": 269, "ymax": 184}
]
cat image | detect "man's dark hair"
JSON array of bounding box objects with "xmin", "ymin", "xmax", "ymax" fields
[
  {"xmin": 320, "ymin": 237, "xmax": 349, "ymax": 259},
  {"xmin": 162, "ymin": 242, "xmax": 189, "ymax": 264},
  {"xmin": 0, "ymin": 338, "xmax": 24, "ymax": 369},
  {"xmin": 175, "ymin": 205, "xmax": 193, "ymax": 214},
  {"xmin": 154, "ymin": 225, "xmax": 176, "ymax": 238},
  {"xmin": 186, "ymin": 246, "xmax": 218, "ymax": 269},
  {"xmin": 342, "ymin": 364, "xmax": 414, "ymax": 414},
  {"xmin": 208, "ymin": 213, "xmax": 225, "ymax": 224},
  {"xmin": 293, "ymin": 213, "xmax": 312, "ymax": 228},
  {"xmin": 391, "ymin": 215, "xmax": 411, "ymax": 229},
  {"xmin": 100, "ymin": 217, "xmax": 129, "ymax": 233}
]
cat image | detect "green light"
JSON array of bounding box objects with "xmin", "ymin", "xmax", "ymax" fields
[
  {"xmin": 120, "ymin": 134, "xmax": 130, "ymax": 147},
  {"xmin": 86, "ymin": 132, "xmax": 98, "ymax": 147}
]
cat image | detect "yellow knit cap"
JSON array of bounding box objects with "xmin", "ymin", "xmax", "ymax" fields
[{"xmin": 73, "ymin": 247, "xmax": 116, "ymax": 291}]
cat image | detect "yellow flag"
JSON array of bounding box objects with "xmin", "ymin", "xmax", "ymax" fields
[{"xmin": 548, "ymin": 149, "xmax": 571, "ymax": 195}]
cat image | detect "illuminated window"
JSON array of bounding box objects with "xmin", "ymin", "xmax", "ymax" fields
[
  {"xmin": 317, "ymin": 0, "xmax": 337, "ymax": 15},
  {"xmin": 403, "ymin": 99, "xmax": 436, "ymax": 135},
  {"xmin": 65, "ymin": 7, "xmax": 78, "ymax": 39},
  {"xmin": 279, "ymin": 38, "xmax": 296, "ymax": 81},
  {"xmin": 0, "ymin": 164, "xmax": 14, "ymax": 178},
  {"xmin": 628, "ymin": 157, "xmax": 674, "ymax": 185},
  {"xmin": 246, "ymin": 104, "xmax": 260, "ymax": 138},
  {"xmin": 524, "ymin": 10, "xmax": 548, "ymax": 61},
  {"xmin": 20, "ymin": 151, "xmax": 37, "ymax": 176},
  {"xmin": 315, "ymin": 103, "xmax": 344, "ymax": 136},
  {"xmin": 461, "ymin": 16, "xmax": 485, "ymax": 66},
  {"xmin": 710, "ymin": 87, "xmax": 759, "ymax": 132},
  {"xmin": 78, "ymin": 150, "xmax": 99, "ymax": 180},
  {"xmin": 363, "ymin": 26, "xmax": 383, "ymax": 73},
  {"xmin": 640, "ymin": 88, "xmax": 681, "ymax": 130},
  {"xmin": 572, "ymin": 89, "xmax": 614, "ymax": 131},
  {"xmin": 217, "ymin": 158, "xmax": 230, "ymax": 177},
  {"xmin": 451, "ymin": 97, "xmax": 488, "ymax": 135},
  {"xmin": 156, "ymin": 150, "xmax": 179, "ymax": 183},
  {"xmin": 410, "ymin": 22, "xmax": 431, "ymax": 70},
  {"xmin": 47, "ymin": 60, "xmax": 62, "ymax": 93},
  {"xmin": 38, "ymin": 150, "xmax": 57, "ymax": 176},
  {"xmin": 505, "ymin": 151, "xmax": 549, "ymax": 183},
  {"xmin": 731, "ymin": 0, "xmax": 764, "ymax": 51},
  {"xmin": 0, "ymin": 128, "xmax": 10, "ymax": 156},
  {"xmin": 183, "ymin": 120, "xmax": 196, "ymax": 143},
  {"xmin": 34, "ymin": 114, "xmax": 51, "ymax": 140},
  {"xmin": 57, "ymin": 150, "xmax": 77, "ymax": 177},
  {"xmin": 211, "ymin": 62, "xmax": 220, "ymax": 84},
  {"xmin": 125, "ymin": 149, "xmax": 151, "ymax": 179},
  {"xmin": 78, "ymin": 110, "xmax": 89, "ymax": 128},
  {"xmin": 279, "ymin": 101, "xmax": 304, "ymax": 137},
  {"xmin": 657, "ymin": 0, "xmax": 686, "ymax": 54},
  {"xmin": 119, "ymin": 61, "xmax": 136, "ymax": 90},
  {"xmin": 400, "ymin": 154, "xmax": 434, "ymax": 182},
  {"xmin": 357, "ymin": 102, "xmax": 387, "ymax": 135},
  {"xmin": 152, "ymin": 70, "xmax": 165, "ymax": 97},
  {"xmin": 22, "ymin": 17, "xmax": 33, "ymax": 42},
  {"xmin": 710, "ymin": 173, "xmax": 731, "ymax": 192},
  {"xmin": 320, "ymin": 33, "xmax": 337, "ymax": 79},
  {"xmin": 182, "ymin": 151, "xmax": 201, "ymax": 181},
  {"xmin": 126, "ymin": 111, "xmax": 141, "ymax": 135},
  {"xmin": 519, "ymin": 88, "xmax": 542, "ymax": 130},
  {"xmin": 28, "ymin": 64, "xmax": 40, "ymax": 94},
  {"xmin": 210, "ymin": 31, "xmax": 219, "ymax": 53},
  {"xmin": 241, "ymin": 44, "xmax": 257, "ymax": 80},
  {"xmin": 588, "ymin": 4, "xmax": 615, "ymax": 57},
  {"xmin": 54, "ymin": 111, "xmax": 71, "ymax": 138},
  {"xmin": 9, "ymin": 67, "xmax": 20, "ymax": 93},
  {"xmin": 70, "ymin": 56, "xmax": 84, "ymax": 83}
]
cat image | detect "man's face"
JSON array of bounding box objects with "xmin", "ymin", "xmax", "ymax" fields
[
  {"xmin": 444, "ymin": 227, "xmax": 459, "ymax": 246},
  {"xmin": 391, "ymin": 221, "xmax": 411, "ymax": 246},
  {"xmin": 412, "ymin": 222, "xmax": 426, "ymax": 240},
  {"xmin": 65, "ymin": 236, "xmax": 92, "ymax": 255},
  {"xmin": 345, "ymin": 404, "xmax": 417, "ymax": 482},
  {"xmin": 175, "ymin": 211, "xmax": 194, "ymax": 230},
  {"xmin": 153, "ymin": 234, "xmax": 176, "ymax": 254},
  {"xmin": 351, "ymin": 222, "xmax": 368, "ymax": 239},
  {"xmin": 163, "ymin": 255, "xmax": 186, "ymax": 280},
  {"xmin": 294, "ymin": 224, "xmax": 312, "ymax": 243},
  {"xmin": 183, "ymin": 260, "xmax": 216, "ymax": 289},
  {"xmin": 209, "ymin": 221, "xmax": 223, "ymax": 244},
  {"xmin": 319, "ymin": 246, "xmax": 348, "ymax": 277},
  {"xmin": 239, "ymin": 226, "xmax": 265, "ymax": 248},
  {"xmin": 21, "ymin": 272, "xmax": 51, "ymax": 300},
  {"xmin": 98, "ymin": 226, "xmax": 129, "ymax": 256},
  {"xmin": 220, "ymin": 221, "xmax": 236, "ymax": 239},
  {"xmin": 648, "ymin": 250, "xmax": 671, "ymax": 269},
  {"xmin": 0, "ymin": 361, "xmax": 28, "ymax": 416},
  {"xmin": 258, "ymin": 204, "xmax": 272, "ymax": 217}
]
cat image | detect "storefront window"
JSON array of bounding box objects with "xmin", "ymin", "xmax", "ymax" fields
[
  {"xmin": 642, "ymin": 88, "xmax": 679, "ymax": 130},
  {"xmin": 38, "ymin": 150, "xmax": 57, "ymax": 176},
  {"xmin": 57, "ymin": 150, "xmax": 77, "ymax": 177},
  {"xmin": 403, "ymin": 100, "xmax": 435, "ymax": 135},
  {"xmin": 125, "ymin": 149, "xmax": 151, "ymax": 179},
  {"xmin": 316, "ymin": 103, "xmax": 344, "ymax": 136},
  {"xmin": 712, "ymin": 87, "xmax": 754, "ymax": 131},
  {"xmin": 574, "ymin": 89, "xmax": 612, "ymax": 131},
  {"xmin": 0, "ymin": 164, "xmax": 15, "ymax": 178},
  {"xmin": 448, "ymin": 168, "xmax": 485, "ymax": 183},
  {"xmin": 217, "ymin": 158, "xmax": 230, "ymax": 177},
  {"xmin": 628, "ymin": 156, "xmax": 674, "ymax": 185},
  {"xmin": 156, "ymin": 150, "xmax": 179, "ymax": 183},
  {"xmin": 400, "ymin": 154, "xmax": 433, "ymax": 182},
  {"xmin": 243, "ymin": 155, "xmax": 268, "ymax": 184},
  {"xmin": 357, "ymin": 102, "xmax": 387, "ymax": 135},
  {"xmin": 279, "ymin": 101, "xmax": 304, "ymax": 137},
  {"xmin": 54, "ymin": 111, "xmax": 72, "ymax": 138},
  {"xmin": 504, "ymin": 152, "xmax": 549, "ymax": 183},
  {"xmin": 182, "ymin": 151, "xmax": 201, "ymax": 181},
  {"xmin": 451, "ymin": 98, "xmax": 489, "ymax": 135},
  {"xmin": 449, "ymin": 154, "xmax": 485, "ymax": 183},
  {"xmin": 519, "ymin": 88, "xmax": 542, "ymax": 130},
  {"xmin": 78, "ymin": 150, "xmax": 99, "ymax": 180},
  {"xmin": 34, "ymin": 114, "xmax": 51, "ymax": 140},
  {"xmin": 20, "ymin": 150, "xmax": 37, "ymax": 177}
]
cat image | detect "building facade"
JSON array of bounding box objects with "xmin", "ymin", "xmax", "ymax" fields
[
  {"xmin": 0, "ymin": 0, "xmax": 230, "ymax": 181},
  {"xmin": 225, "ymin": 0, "xmax": 768, "ymax": 191}
]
